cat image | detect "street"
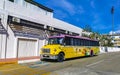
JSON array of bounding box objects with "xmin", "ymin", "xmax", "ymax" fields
[{"xmin": 0, "ymin": 52, "xmax": 120, "ymax": 75}]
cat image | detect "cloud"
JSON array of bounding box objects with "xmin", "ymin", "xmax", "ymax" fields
[
  {"xmin": 93, "ymin": 14, "xmax": 100, "ymax": 24},
  {"xmin": 115, "ymin": 30, "xmax": 120, "ymax": 33},
  {"xmin": 77, "ymin": 6, "xmax": 85, "ymax": 14},
  {"xmin": 47, "ymin": 0, "xmax": 75, "ymax": 15},
  {"xmin": 90, "ymin": 0, "xmax": 95, "ymax": 8},
  {"xmin": 60, "ymin": 0, "xmax": 75, "ymax": 15},
  {"xmin": 109, "ymin": 24, "xmax": 120, "ymax": 33},
  {"xmin": 91, "ymin": 13, "xmax": 102, "ymax": 26},
  {"xmin": 46, "ymin": 0, "xmax": 85, "ymax": 15},
  {"xmin": 60, "ymin": 1, "xmax": 85, "ymax": 15}
]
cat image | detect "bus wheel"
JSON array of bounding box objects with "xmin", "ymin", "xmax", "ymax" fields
[
  {"xmin": 90, "ymin": 50, "xmax": 94, "ymax": 57},
  {"xmin": 57, "ymin": 53, "xmax": 64, "ymax": 62}
]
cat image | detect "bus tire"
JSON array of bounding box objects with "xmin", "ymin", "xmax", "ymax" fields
[
  {"xmin": 57, "ymin": 53, "xmax": 64, "ymax": 62},
  {"xmin": 41, "ymin": 59, "xmax": 44, "ymax": 61},
  {"xmin": 90, "ymin": 50, "xmax": 94, "ymax": 57}
]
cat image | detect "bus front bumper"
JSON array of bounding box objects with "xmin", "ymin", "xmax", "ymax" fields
[{"xmin": 40, "ymin": 54, "xmax": 58, "ymax": 60}]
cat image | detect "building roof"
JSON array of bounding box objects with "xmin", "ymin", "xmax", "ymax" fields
[{"xmin": 25, "ymin": 0, "xmax": 53, "ymax": 12}]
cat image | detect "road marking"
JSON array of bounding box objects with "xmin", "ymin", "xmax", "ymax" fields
[{"xmin": 86, "ymin": 60, "xmax": 104, "ymax": 67}]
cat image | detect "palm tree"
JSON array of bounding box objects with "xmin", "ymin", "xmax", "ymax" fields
[{"xmin": 99, "ymin": 35, "xmax": 113, "ymax": 47}]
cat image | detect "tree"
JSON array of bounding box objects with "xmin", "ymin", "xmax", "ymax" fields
[
  {"xmin": 83, "ymin": 32, "xmax": 113, "ymax": 47},
  {"xmin": 82, "ymin": 24, "xmax": 113, "ymax": 47},
  {"xmin": 83, "ymin": 25, "xmax": 92, "ymax": 32},
  {"xmin": 99, "ymin": 35, "xmax": 113, "ymax": 47}
]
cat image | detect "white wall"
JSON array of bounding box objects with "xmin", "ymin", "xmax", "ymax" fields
[
  {"xmin": 5, "ymin": 26, "xmax": 16, "ymax": 58},
  {"xmin": 107, "ymin": 47, "xmax": 120, "ymax": 52},
  {"xmin": 52, "ymin": 18, "xmax": 82, "ymax": 35},
  {"xmin": 4, "ymin": 0, "xmax": 82, "ymax": 35},
  {"xmin": 0, "ymin": 11, "xmax": 8, "ymax": 59},
  {"xmin": 0, "ymin": 0, "xmax": 4, "ymax": 10},
  {"xmin": 100, "ymin": 47, "xmax": 120, "ymax": 53},
  {"xmin": 14, "ymin": 0, "xmax": 24, "ymax": 6},
  {"xmin": 0, "ymin": 34, "xmax": 6, "ymax": 58},
  {"xmin": 6, "ymin": 0, "xmax": 53, "ymax": 18},
  {"xmin": 0, "ymin": 7, "xmax": 17, "ymax": 58}
]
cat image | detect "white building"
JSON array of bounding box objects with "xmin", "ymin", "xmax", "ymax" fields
[
  {"xmin": 0, "ymin": 0, "xmax": 82, "ymax": 63},
  {"xmin": 109, "ymin": 31, "xmax": 120, "ymax": 47}
]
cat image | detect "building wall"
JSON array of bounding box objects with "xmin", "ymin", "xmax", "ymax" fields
[
  {"xmin": 110, "ymin": 35, "xmax": 120, "ymax": 47},
  {"xmin": 6, "ymin": 0, "xmax": 53, "ymax": 18},
  {"xmin": 5, "ymin": 0, "xmax": 82, "ymax": 35},
  {"xmin": 50, "ymin": 18, "xmax": 82, "ymax": 35},
  {"xmin": 0, "ymin": 0, "xmax": 82, "ymax": 63},
  {"xmin": 0, "ymin": 9, "xmax": 8, "ymax": 59},
  {"xmin": 0, "ymin": 34, "xmax": 6, "ymax": 58},
  {"xmin": 5, "ymin": 26, "xmax": 16, "ymax": 58},
  {"xmin": 113, "ymin": 36, "xmax": 120, "ymax": 47},
  {"xmin": 0, "ymin": 0, "xmax": 5, "ymax": 10}
]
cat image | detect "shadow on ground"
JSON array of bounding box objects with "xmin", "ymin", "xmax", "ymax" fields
[{"xmin": 41, "ymin": 55, "xmax": 97, "ymax": 62}]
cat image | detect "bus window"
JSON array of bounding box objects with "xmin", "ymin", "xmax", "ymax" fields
[
  {"xmin": 48, "ymin": 38, "xmax": 64, "ymax": 45},
  {"xmin": 79, "ymin": 39, "xmax": 81, "ymax": 46},
  {"xmin": 91, "ymin": 41, "xmax": 94, "ymax": 46},
  {"xmin": 84, "ymin": 40, "xmax": 87, "ymax": 46},
  {"xmin": 73, "ymin": 38, "xmax": 75, "ymax": 46},
  {"xmin": 88, "ymin": 40, "xmax": 90, "ymax": 46},
  {"xmin": 78, "ymin": 39, "xmax": 80, "ymax": 46},
  {"xmin": 86, "ymin": 40, "xmax": 89, "ymax": 46},
  {"xmin": 83, "ymin": 39, "xmax": 85, "ymax": 46},
  {"xmin": 65, "ymin": 37, "xmax": 71, "ymax": 45},
  {"xmin": 71, "ymin": 38, "xmax": 74, "ymax": 45},
  {"xmin": 95, "ymin": 41, "xmax": 99, "ymax": 46},
  {"xmin": 80, "ymin": 39, "xmax": 84, "ymax": 46},
  {"xmin": 74, "ymin": 38, "xmax": 78, "ymax": 46}
]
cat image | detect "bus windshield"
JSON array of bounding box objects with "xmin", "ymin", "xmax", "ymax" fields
[{"xmin": 48, "ymin": 38, "xmax": 64, "ymax": 45}]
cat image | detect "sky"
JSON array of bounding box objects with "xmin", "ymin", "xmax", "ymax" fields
[{"xmin": 34, "ymin": 0, "xmax": 120, "ymax": 34}]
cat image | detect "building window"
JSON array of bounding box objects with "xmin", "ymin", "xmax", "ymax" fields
[{"xmin": 9, "ymin": 0, "xmax": 14, "ymax": 2}]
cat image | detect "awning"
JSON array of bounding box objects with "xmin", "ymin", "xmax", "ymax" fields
[
  {"xmin": 10, "ymin": 24, "xmax": 47, "ymax": 39},
  {"xmin": 7, "ymin": 16, "xmax": 47, "ymax": 39}
]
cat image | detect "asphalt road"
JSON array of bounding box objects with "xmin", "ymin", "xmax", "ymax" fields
[
  {"xmin": 50, "ymin": 52, "xmax": 120, "ymax": 75},
  {"xmin": 0, "ymin": 52, "xmax": 120, "ymax": 75}
]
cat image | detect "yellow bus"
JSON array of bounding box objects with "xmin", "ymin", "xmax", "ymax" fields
[{"xmin": 40, "ymin": 35, "xmax": 99, "ymax": 62}]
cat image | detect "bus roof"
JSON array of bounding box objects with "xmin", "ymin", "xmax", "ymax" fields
[{"xmin": 49, "ymin": 35, "xmax": 98, "ymax": 41}]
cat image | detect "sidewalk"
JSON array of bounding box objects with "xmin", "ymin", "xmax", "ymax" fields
[
  {"xmin": 0, "ymin": 61, "xmax": 51, "ymax": 75},
  {"xmin": 0, "ymin": 58, "xmax": 18, "ymax": 65}
]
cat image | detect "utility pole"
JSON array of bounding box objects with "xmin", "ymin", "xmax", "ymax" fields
[{"xmin": 111, "ymin": 6, "xmax": 114, "ymax": 34}]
